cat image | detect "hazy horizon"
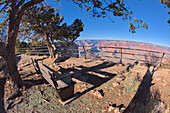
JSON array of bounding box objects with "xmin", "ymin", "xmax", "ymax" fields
[{"xmin": 75, "ymin": 39, "xmax": 170, "ymax": 48}]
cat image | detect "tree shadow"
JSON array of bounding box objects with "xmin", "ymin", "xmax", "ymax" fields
[
  {"xmin": 60, "ymin": 61, "xmax": 117, "ymax": 73},
  {"xmin": 58, "ymin": 61, "xmax": 118, "ymax": 97},
  {"xmin": 39, "ymin": 60, "xmax": 118, "ymax": 102},
  {"xmin": 53, "ymin": 57, "xmax": 70, "ymax": 63},
  {"xmin": 126, "ymin": 61, "xmax": 139, "ymax": 72},
  {"xmin": 4, "ymin": 57, "xmax": 49, "ymax": 111},
  {"xmin": 22, "ymin": 72, "xmax": 37, "ymax": 79},
  {"xmin": 0, "ymin": 77, "xmax": 6, "ymax": 113},
  {"xmin": 7, "ymin": 59, "xmax": 118, "ymax": 107},
  {"xmin": 78, "ymin": 73, "xmax": 117, "ymax": 96},
  {"xmin": 22, "ymin": 78, "xmax": 47, "ymax": 89},
  {"xmin": 5, "ymin": 61, "xmax": 47, "ymax": 110},
  {"xmin": 123, "ymin": 66, "xmax": 159, "ymax": 113},
  {"xmin": 6, "ymin": 98, "xmax": 23, "ymax": 110},
  {"xmin": 20, "ymin": 63, "xmax": 32, "ymax": 68},
  {"xmin": 5, "ymin": 78, "xmax": 46, "ymax": 111},
  {"xmin": 84, "ymin": 59, "xmax": 107, "ymax": 63},
  {"xmin": 15, "ymin": 55, "xmax": 21, "ymax": 65}
]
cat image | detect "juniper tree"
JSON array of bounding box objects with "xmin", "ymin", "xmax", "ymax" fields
[
  {"xmin": 20, "ymin": 4, "xmax": 84, "ymax": 58},
  {"xmin": 0, "ymin": 0, "xmax": 44, "ymax": 91},
  {"xmin": 160, "ymin": 0, "xmax": 170, "ymax": 24},
  {"xmin": 0, "ymin": 0, "xmax": 169, "ymax": 98}
]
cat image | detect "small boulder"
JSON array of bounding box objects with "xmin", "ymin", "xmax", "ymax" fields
[
  {"xmin": 85, "ymin": 107, "xmax": 90, "ymax": 111},
  {"xmin": 91, "ymin": 89, "xmax": 104, "ymax": 98},
  {"xmin": 49, "ymin": 65, "xmax": 53, "ymax": 68},
  {"xmin": 54, "ymin": 65, "xmax": 60, "ymax": 71},
  {"xmin": 108, "ymin": 106, "xmax": 115, "ymax": 112},
  {"xmin": 116, "ymin": 76, "xmax": 126, "ymax": 81},
  {"xmin": 114, "ymin": 108, "xmax": 120, "ymax": 113},
  {"xmin": 17, "ymin": 67, "xmax": 22, "ymax": 71},
  {"xmin": 120, "ymin": 107, "xmax": 126, "ymax": 112},
  {"xmin": 112, "ymin": 82, "xmax": 120, "ymax": 87}
]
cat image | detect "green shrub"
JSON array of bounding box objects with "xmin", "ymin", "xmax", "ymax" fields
[{"xmin": 25, "ymin": 49, "xmax": 31, "ymax": 55}]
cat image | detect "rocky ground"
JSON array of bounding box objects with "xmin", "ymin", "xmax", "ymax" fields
[{"xmin": 0, "ymin": 54, "xmax": 170, "ymax": 113}]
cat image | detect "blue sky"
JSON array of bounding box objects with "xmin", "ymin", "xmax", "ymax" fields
[
  {"xmin": 0, "ymin": 0, "xmax": 169, "ymax": 47},
  {"xmin": 49, "ymin": 0, "xmax": 170, "ymax": 47}
]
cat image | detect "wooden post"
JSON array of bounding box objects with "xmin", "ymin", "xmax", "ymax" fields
[
  {"xmin": 83, "ymin": 46, "xmax": 86, "ymax": 59},
  {"xmin": 78, "ymin": 46, "xmax": 81, "ymax": 58},
  {"xmin": 36, "ymin": 46, "xmax": 38, "ymax": 56},
  {"xmin": 159, "ymin": 53, "xmax": 165, "ymax": 67},
  {"xmin": 120, "ymin": 48, "xmax": 122, "ymax": 64}
]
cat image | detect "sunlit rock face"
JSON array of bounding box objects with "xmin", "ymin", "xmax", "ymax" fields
[
  {"xmin": 75, "ymin": 40, "xmax": 170, "ymax": 60},
  {"xmin": 75, "ymin": 40, "xmax": 170, "ymax": 54}
]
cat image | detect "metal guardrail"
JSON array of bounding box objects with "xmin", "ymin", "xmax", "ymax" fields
[
  {"xmin": 78, "ymin": 46, "xmax": 170, "ymax": 66},
  {"xmin": 15, "ymin": 45, "xmax": 170, "ymax": 67},
  {"xmin": 15, "ymin": 46, "xmax": 79, "ymax": 56},
  {"xmin": 15, "ymin": 46, "xmax": 49, "ymax": 56}
]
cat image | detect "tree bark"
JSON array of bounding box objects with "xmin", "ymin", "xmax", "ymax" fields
[
  {"xmin": 0, "ymin": 42, "xmax": 22, "ymax": 88},
  {"xmin": 50, "ymin": 36, "xmax": 58, "ymax": 57},
  {"xmin": 4, "ymin": 47, "xmax": 22, "ymax": 88},
  {"xmin": 43, "ymin": 34, "xmax": 55, "ymax": 58},
  {"xmin": 0, "ymin": 0, "xmax": 43, "ymax": 89},
  {"xmin": 4, "ymin": 1, "xmax": 22, "ymax": 88}
]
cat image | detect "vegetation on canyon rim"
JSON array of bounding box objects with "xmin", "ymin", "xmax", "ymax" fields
[{"xmin": 0, "ymin": 0, "xmax": 170, "ymax": 112}]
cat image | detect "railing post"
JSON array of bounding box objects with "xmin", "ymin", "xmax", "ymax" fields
[
  {"xmin": 120, "ymin": 48, "xmax": 122, "ymax": 64},
  {"xmin": 83, "ymin": 46, "xmax": 86, "ymax": 59},
  {"xmin": 78, "ymin": 46, "xmax": 81, "ymax": 58},
  {"xmin": 160, "ymin": 53, "xmax": 165, "ymax": 67},
  {"xmin": 36, "ymin": 46, "xmax": 38, "ymax": 56}
]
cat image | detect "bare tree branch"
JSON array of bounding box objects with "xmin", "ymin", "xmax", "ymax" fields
[
  {"xmin": 0, "ymin": 0, "xmax": 9, "ymax": 6},
  {"xmin": 0, "ymin": 2, "xmax": 9, "ymax": 12},
  {"xmin": 16, "ymin": 0, "xmax": 43, "ymax": 25},
  {"xmin": 16, "ymin": 0, "xmax": 25, "ymax": 9}
]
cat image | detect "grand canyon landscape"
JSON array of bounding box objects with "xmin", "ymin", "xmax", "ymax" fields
[
  {"xmin": 0, "ymin": 40, "xmax": 169, "ymax": 113},
  {"xmin": 75, "ymin": 40, "xmax": 170, "ymax": 64},
  {"xmin": 1, "ymin": 1, "xmax": 170, "ymax": 113}
]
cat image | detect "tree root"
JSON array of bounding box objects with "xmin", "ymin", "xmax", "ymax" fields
[{"xmin": 6, "ymin": 80, "xmax": 34, "ymax": 102}]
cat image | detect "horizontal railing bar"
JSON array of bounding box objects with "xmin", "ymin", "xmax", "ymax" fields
[
  {"xmin": 87, "ymin": 50, "xmax": 162, "ymax": 58},
  {"xmin": 18, "ymin": 50, "xmax": 48, "ymax": 52},
  {"xmin": 122, "ymin": 52, "xmax": 162, "ymax": 58},
  {"xmin": 16, "ymin": 46, "xmax": 169, "ymax": 65},
  {"xmin": 80, "ymin": 46, "xmax": 166, "ymax": 54},
  {"xmin": 16, "ymin": 52, "xmax": 50, "ymax": 54},
  {"xmin": 104, "ymin": 56, "xmax": 121, "ymax": 59},
  {"xmin": 17, "ymin": 48, "xmax": 48, "ymax": 50},
  {"xmin": 122, "ymin": 57, "xmax": 146, "ymax": 62}
]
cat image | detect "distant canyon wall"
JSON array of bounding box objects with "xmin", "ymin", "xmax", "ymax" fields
[
  {"xmin": 75, "ymin": 40, "xmax": 170, "ymax": 63},
  {"xmin": 75, "ymin": 40, "xmax": 170, "ymax": 53}
]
